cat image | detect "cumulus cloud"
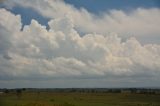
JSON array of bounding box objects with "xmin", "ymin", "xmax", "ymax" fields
[
  {"xmin": 3, "ymin": 0, "xmax": 160, "ymax": 44},
  {"xmin": 0, "ymin": 8, "xmax": 160, "ymax": 84},
  {"xmin": 0, "ymin": 0, "xmax": 160, "ymax": 87}
]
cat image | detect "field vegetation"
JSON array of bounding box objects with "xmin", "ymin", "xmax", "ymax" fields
[{"xmin": 0, "ymin": 89, "xmax": 160, "ymax": 106}]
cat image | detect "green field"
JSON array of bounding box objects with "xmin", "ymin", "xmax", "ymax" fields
[{"xmin": 0, "ymin": 92, "xmax": 160, "ymax": 106}]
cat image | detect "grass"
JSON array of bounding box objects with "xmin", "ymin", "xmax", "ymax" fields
[{"xmin": 0, "ymin": 92, "xmax": 160, "ymax": 106}]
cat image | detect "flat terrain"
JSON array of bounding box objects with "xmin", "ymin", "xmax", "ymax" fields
[{"xmin": 0, "ymin": 92, "xmax": 160, "ymax": 106}]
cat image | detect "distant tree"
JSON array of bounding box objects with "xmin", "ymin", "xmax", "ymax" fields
[
  {"xmin": 4, "ymin": 89, "xmax": 9, "ymax": 94},
  {"xmin": 22, "ymin": 88, "xmax": 26, "ymax": 91}
]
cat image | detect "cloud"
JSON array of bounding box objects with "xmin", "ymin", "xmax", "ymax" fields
[
  {"xmin": 3, "ymin": 0, "xmax": 160, "ymax": 44},
  {"xmin": 0, "ymin": 8, "xmax": 21, "ymax": 56},
  {"xmin": 0, "ymin": 8, "xmax": 160, "ymax": 84},
  {"xmin": 0, "ymin": 0, "xmax": 5, "ymax": 3},
  {"xmin": 0, "ymin": 0, "xmax": 160, "ymax": 87}
]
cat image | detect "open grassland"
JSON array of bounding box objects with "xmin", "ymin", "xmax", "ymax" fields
[{"xmin": 0, "ymin": 92, "xmax": 160, "ymax": 106}]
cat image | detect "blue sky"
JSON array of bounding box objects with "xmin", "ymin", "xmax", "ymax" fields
[
  {"xmin": 0, "ymin": 0, "xmax": 160, "ymax": 28},
  {"xmin": 65, "ymin": 0, "xmax": 160, "ymax": 13},
  {"xmin": 9, "ymin": 6, "xmax": 50, "ymax": 29},
  {"xmin": 0, "ymin": 0, "xmax": 160, "ymax": 88}
]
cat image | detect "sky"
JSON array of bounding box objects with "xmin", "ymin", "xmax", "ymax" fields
[{"xmin": 0, "ymin": 0, "xmax": 160, "ymax": 88}]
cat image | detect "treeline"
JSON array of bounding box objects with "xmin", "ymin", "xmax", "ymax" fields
[{"xmin": 1, "ymin": 88, "xmax": 160, "ymax": 94}]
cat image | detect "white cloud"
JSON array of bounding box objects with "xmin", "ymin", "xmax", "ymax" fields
[
  {"xmin": 0, "ymin": 0, "xmax": 160, "ymax": 87},
  {"xmin": 3, "ymin": 0, "xmax": 160, "ymax": 44},
  {"xmin": 0, "ymin": 8, "xmax": 160, "ymax": 82}
]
